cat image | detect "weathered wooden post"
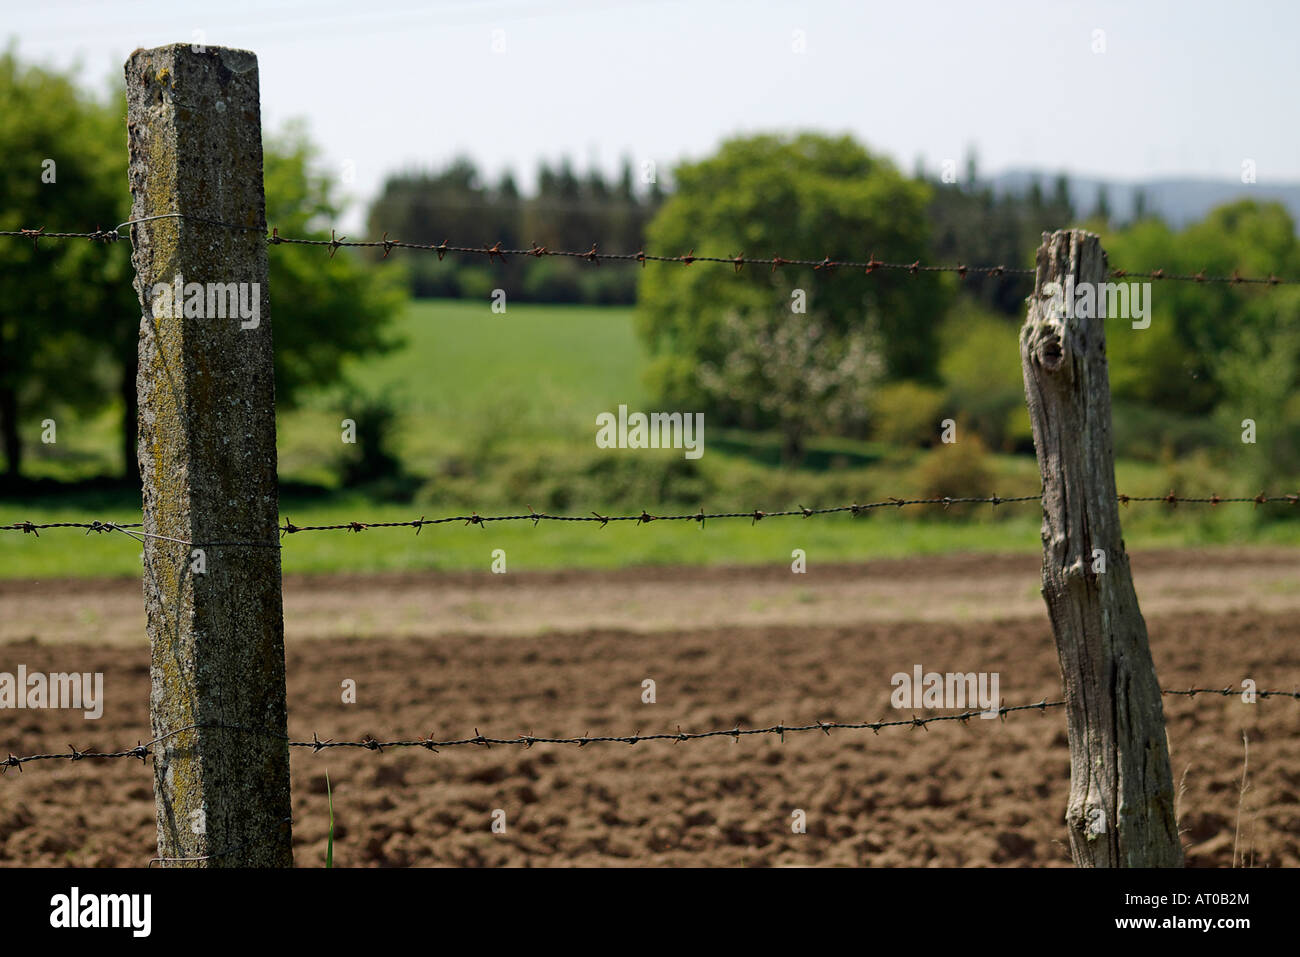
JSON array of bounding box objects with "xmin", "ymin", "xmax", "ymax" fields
[
  {"xmin": 1020, "ymin": 229, "xmax": 1182, "ymax": 867},
  {"xmin": 126, "ymin": 44, "xmax": 292, "ymax": 866}
]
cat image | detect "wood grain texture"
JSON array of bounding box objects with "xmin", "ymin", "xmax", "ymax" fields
[{"xmin": 1020, "ymin": 230, "xmax": 1182, "ymax": 867}]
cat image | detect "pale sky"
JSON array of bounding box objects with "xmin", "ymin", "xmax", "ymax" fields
[{"xmin": 8, "ymin": 0, "xmax": 1298, "ymax": 230}]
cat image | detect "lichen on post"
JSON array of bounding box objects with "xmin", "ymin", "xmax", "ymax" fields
[{"xmin": 125, "ymin": 43, "xmax": 292, "ymax": 867}]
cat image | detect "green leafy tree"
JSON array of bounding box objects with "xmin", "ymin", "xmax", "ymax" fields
[
  {"xmin": 925, "ymin": 163, "xmax": 1075, "ymax": 317},
  {"xmin": 335, "ymin": 386, "xmax": 404, "ymax": 489},
  {"xmin": 636, "ymin": 132, "xmax": 949, "ymax": 435},
  {"xmin": 1, "ymin": 49, "xmax": 406, "ymax": 481},
  {"xmin": 1104, "ymin": 200, "xmax": 1300, "ymax": 483},
  {"xmin": 368, "ymin": 155, "xmax": 661, "ymax": 304},
  {"xmin": 937, "ymin": 302, "xmax": 1028, "ymax": 452},
  {"xmin": 1091, "ymin": 185, "xmax": 1112, "ymax": 225},
  {"xmin": 1106, "ymin": 201, "xmax": 1300, "ymax": 416},
  {"xmin": 0, "ymin": 49, "xmax": 124, "ymax": 479},
  {"xmin": 698, "ymin": 309, "xmax": 881, "ymax": 463},
  {"xmin": 366, "ymin": 156, "xmax": 501, "ymax": 298},
  {"xmin": 261, "ymin": 122, "xmax": 407, "ymax": 419},
  {"xmin": 108, "ymin": 118, "xmax": 407, "ymax": 480}
]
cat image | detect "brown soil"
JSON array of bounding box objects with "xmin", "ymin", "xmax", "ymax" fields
[{"xmin": 1, "ymin": 548, "xmax": 1298, "ymax": 867}]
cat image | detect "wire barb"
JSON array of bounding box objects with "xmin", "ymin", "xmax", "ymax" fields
[
  {"xmin": 10, "ymin": 490, "xmax": 1298, "ymax": 546},
  {"xmin": 49, "ymin": 694, "xmax": 1298, "ymax": 768},
  {"xmin": 8, "ymin": 214, "xmax": 1300, "ymax": 285}
]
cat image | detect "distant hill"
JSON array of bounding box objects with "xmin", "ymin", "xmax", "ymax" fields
[{"xmin": 989, "ymin": 171, "xmax": 1300, "ymax": 230}]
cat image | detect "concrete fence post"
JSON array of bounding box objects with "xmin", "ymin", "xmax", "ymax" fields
[
  {"xmin": 125, "ymin": 43, "xmax": 293, "ymax": 867},
  {"xmin": 1020, "ymin": 229, "xmax": 1183, "ymax": 867}
]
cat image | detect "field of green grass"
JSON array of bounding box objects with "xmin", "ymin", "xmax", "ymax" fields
[
  {"xmin": 3, "ymin": 299, "xmax": 1297, "ymax": 579},
  {"xmin": 278, "ymin": 298, "xmax": 651, "ymax": 484}
]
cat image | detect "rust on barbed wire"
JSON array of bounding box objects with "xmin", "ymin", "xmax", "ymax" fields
[
  {"xmin": 0, "ymin": 519, "xmax": 278, "ymax": 549},
  {"xmin": 4, "ymin": 490, "xmax": 1299, "ymax": 546},
  {"xmin": 1162, "ymin": 687, "xmax": 1300, "ymax": 699},
  {"xmin": 277, "ymin": 496, "xmax": 1004, "ymax": 533},
  {"xmin": 7, "ymin": 213, "xmax": 1300, "ymax": 285},
  {"xmin": 5, "ymin": 488, "xmax": 1294, "ymax": 540},
  {"xmin": 4, "ymin": 701, "xmax": 1070, "ymax": 772},
  {"xmin": 5, "ymin": 688, "xmax": 1298, "ymax": 773},
  {"xmin": 0, "ymin": 226, "xmax": 123, "ymax": 248},
  {"xmin": 253, "ymin": 231, "xmax": 1019, "ymax": 278}
]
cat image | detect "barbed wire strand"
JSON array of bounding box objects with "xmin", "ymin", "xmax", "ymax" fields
[
  {"xmin": 3, "ymin": 687, "xmax": 1296, "ymax": 773},
  {"xmin": 0, "ymin": 519, "xmax": 279, "ymax": 549},
  {"xmin": 1161, "ymin": 687, "xmax": 1300, "ymax": 699},
  {"xmin": 4, "ymin": 214, "xmax": 1300, "ymax": 286},
  {"xmin": 3, "ymin": 491, "xmax": 1297, "ymax": 547}
]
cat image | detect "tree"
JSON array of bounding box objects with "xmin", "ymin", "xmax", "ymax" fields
[
  {"xmin": 698, "ymin": 309, "xmax": 881, "ymax": 463},
  {"xmin": 1091, "ymin": 185, "xmax": 1112, "ymax": 224},
  {"xmin": 1100, "ymin": 199, "xmax": 1300, "ymax": 484},
  {"xmin": 367, "ymin": 156, "xmax": 497, "ymax": 298},
  {"xmin": 0, "ymin": 49, "xmax": 124, "ymax": 480},
  {"xmin": 1132, "ymin": 188, "xmax": 1150, "ymax": 224},
  {"xmin": 635, "ymin": 132, "xmax": 948, "ymax": 433},
  {"xmin": 1052, "ymin": 174, "xmax": 1072, "ymax": 215},
  {"xmin": 1, "ymin": 50, "xmax": 406, "ymax": 481},
  {"xmin": 1172, "ymin": 202, "xmax": 1300, "ymax": 488},
  {"xmin": 260, "ymin": 122, "xmax": 407, "ymax": 419},
  {"xmin": 111, "ymin": 117, "xmax": 406, "ymax": 480},
  {"xmin": 963, "ymin": 146, "xmax": 979, "ymax": 192},
  {"xmin": 1106, "ymin": 200, "xmax": 1300, "ymax": 417},
  {"xmin": 368, "ymin": 154, "xmax": 660, "ymax": 305},
  {"xmin": 926, "ymin": 167, "xmax": 1076, "ymax": 317},
  {"xmin": 1028, "ymin": 176, "xmax": 1045, "ymax": 211}
]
